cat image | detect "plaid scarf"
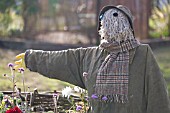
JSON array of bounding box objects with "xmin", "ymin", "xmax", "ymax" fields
[{"xmin": 95, "ymin": 39, "xmax": 140, "ymax": 103}]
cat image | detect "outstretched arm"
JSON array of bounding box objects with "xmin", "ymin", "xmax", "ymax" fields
[{"xmin": 24, "ymin": 48, "xmax": 87, "ymax": 88}]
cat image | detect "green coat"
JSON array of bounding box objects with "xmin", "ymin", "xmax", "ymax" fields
[{"xmin": 25, "ymin": 44, "xmax": 170, "ymax": 113}]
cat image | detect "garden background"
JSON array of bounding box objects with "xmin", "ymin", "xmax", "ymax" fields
[{"xmin": 0, "ymin": 0, "xmax": 170, "ymax": 98}]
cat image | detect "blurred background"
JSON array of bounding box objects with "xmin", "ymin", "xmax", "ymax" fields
[{"xmin": 0, "ymin": 0, "xmax": 170, "ymax": 97}]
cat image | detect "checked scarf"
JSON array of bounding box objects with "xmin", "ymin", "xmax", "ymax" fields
[{"xmin": 95, "ymin": 39, "xmax": 140, "ymax": 103}]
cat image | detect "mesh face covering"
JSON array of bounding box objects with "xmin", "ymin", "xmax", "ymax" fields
[{"xmin": 98, "ymin": 8, "xmax": 134, "ymax": 44}]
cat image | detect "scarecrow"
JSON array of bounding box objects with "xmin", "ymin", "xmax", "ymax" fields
[{"xmin": 15, "ymin": 5, "xmax": 170, "ymax": 113}]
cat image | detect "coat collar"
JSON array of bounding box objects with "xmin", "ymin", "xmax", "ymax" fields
[{"xmin": 129, "ymin": 47, "xmax": 137, "ymax": 64}]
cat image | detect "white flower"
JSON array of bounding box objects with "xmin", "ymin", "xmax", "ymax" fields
[
  {"xmin": 62, "ymin": 86, "xmax": 73, "ymax": 98},
  {"xmin": 74, "ymin": 86, "xmax": 80, "ymax": 92},
  {"xmin": 80, "ymin": 88, "xmax": 86, "ymax": 93},
  {"xmin": 74, "ymin": 86, "xmax": 86, "ymax": 93}
]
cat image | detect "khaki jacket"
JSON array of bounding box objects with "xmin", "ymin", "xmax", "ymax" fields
[{"xmin": 25, "ymin": 44, "xmax": 170, "ymax": 113}]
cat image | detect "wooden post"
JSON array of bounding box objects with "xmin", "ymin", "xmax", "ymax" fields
[{"xmin": 95, "ymin": 0, "xmax": 101, "ymax": 45}]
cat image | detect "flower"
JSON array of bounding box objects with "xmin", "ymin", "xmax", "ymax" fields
[
  {"xmin": 18, "ymin": 68, "xmax": 24, "ymax": 73},
  {"xmin": 91, "ymin": 94, "xmax": 98, "ymax": 99},
  {"xmin": 74, "ymin": 86, "xmax": 86, "ymax": 93},
  {"xmin": 8, "ymin": 63, "xmax": 14, "ymax": 68},
  {"xmin": 76, "ymin": 105, "xmax": 82, "ymax": 111},
  {"xmin": 102, "ymin": 96, "xmax": 108, "ymax": 101},
  {"xmin": 3, "ymin": 74, "xmax": 7, "ymax": 77},
  {"xmin": 53, "ymin": 92, "xmax": 58, "ymax": 98},
  {"xmin": 74, "ymin": 86, "xmax": 80, "ymax": 92},
  {"xmin": 83, "ymin": 72, "xmax": 88, "ymax": 77},
  {"xmin": 6, "ymin": 106, "xmax": 22, "ymax": 113},
  {"xmin": 62, "ymin": 86, "xmax": 73, "ymax": 98},
  {"xmin": 86, "ymin": 97, "xmax": 90, "ymax": 101},
  {"xmin": 83, "ymin": 72, "xmax": 88, "ymax": 81}
]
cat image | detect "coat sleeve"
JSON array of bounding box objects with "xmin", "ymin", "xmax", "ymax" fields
[
  {"xmin": 24, "ymin": 48, "xmax": 87, "ymax": 88},
  {"xmin": 145, "ymin": 45, "xmax": 170, "ymax": 113}
]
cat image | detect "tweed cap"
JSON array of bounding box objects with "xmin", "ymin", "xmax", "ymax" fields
[{"xmin": 98, "ymin": 5, "xmax": 134, "ymax": 31}]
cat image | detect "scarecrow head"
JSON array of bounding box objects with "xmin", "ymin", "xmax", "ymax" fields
[{"xmin": 98, "ymin": 5, "xmax": 134, "ymax": 44}]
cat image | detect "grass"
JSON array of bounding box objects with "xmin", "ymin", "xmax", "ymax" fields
[
  {"xmin": 0, "ymin": 46, "xmax": 170, "ymax": 95},
  {"xmin": 153, "ymin": 46, "xmax": 170, "ymax": 94},
  {"xmin": 0, "ymin": 48, "xmax": 71, "ymax": 92}
]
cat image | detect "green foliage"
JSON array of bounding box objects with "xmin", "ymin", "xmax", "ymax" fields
[
  {"xmin": 0, "ymin": 0, "xmax": 21, "ymax": 37},
  {"xmin": 149, "ymin": 4, "xmax": 170, "ymax": 38},
  {"xmin": 0, "ymin": 10, "xmax": 23, "ymax": 37},
  {"xmin": 0, "ymin": 12, "xmax": 12, "ymax": 36},
  {"xmin": 22, "ymin": 0, "xmax": 39, "ymax": 15},
  {"xmin": 0, "ymin": 0, "xmax": 15, "ymax": 13},
  {"xmin": 48, "ymin": 0, "xmax": 60, "ymax": 16},
  {"xmin": 0, "ymin": 0, "xmax": 39, "ymax": 37}
]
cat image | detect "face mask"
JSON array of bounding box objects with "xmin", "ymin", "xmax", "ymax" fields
[{"xmin": 98, "ymin": 8, "xmax": 134, "ymax": 44}]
